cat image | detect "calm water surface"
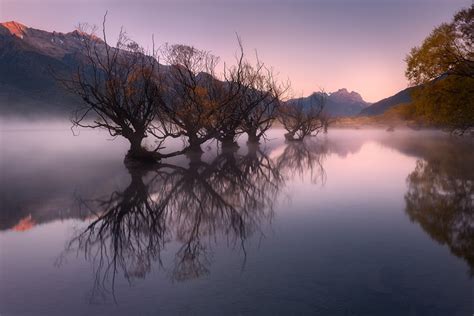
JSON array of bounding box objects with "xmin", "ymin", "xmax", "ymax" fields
[{"xmin": 0, "ymin": 124, "xmax": 473, "ymax": 315}]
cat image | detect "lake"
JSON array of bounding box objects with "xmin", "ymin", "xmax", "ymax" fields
[{"xmin": 0, "ymin": 123, "xmax": 473, "ymax": 315}]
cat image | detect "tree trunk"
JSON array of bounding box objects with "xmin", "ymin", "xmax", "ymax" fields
[
  {"xmin": 129, "ymin": 135, "xmax": 143, "ymax": 155},
  {"xmin": 246, "ymin": 141, "xmax": 259, "ymax": 159},
  {"xmin": 187, "ymin": 134, "xmax": 204, "ymax": 153},
  {"xmin": 284, "ymin": 131, "xmax": 304, "ymax": 141},
  {"xmin": 247, "ymin": 129, "xmax": 260, "ymax": 144},
  {"xmin": 221, "ymin": 132, "xmax": 238, "ymax": 148},
  {"xmin": 284, "ymin": 131, "xmax": 295, "ymax": 141},
  {"xmin": 126, "ymin": 134, "xmax": 157, "ymax": 163}
]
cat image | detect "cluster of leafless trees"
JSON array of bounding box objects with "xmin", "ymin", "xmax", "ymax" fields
[
  {"xmin": 61, "ymin": 19, "xmax": 327, "ymax": 163},
  {"xmin": 278, "ymin": 93, "xmax": 327, "ymax": 141}
]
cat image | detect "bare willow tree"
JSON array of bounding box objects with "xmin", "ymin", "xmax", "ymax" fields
[
  {"xmin": 319, "ymin": 110, "xmax": 334, "ymax": 134},
  {"xmin": 278, "ymin": 92, "xmax": 326, "ymax": 141},
  {"xmin": 239, "ymin": 58, "xmax": 290, "ymax": 144},
  {"xmin": 60, "ymin": 16, "xmax": 180, "ymax": 162},
  {"xmin": 160, "ymin": 39, "xmax": 289, "ymax": 148},
  {"xmin": 59, "ymin": 15, "xmax": 307, "ymax": 163},
  {"xmin": 211, "ymin": 38, "xmax": 288, "ymax": 147},
  {"xmin": 210, "ymin": 40, "xmax": 251, "ymax": 148},
  {"xmin": 159, "ymin": 44, "xmax": 222, "ymax": 152}
]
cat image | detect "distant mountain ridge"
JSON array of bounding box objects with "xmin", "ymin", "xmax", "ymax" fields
[
  {"xmin": 360, "ymin": 86, "xmax": 415, "ymax": 116},
  {"xmin": 0, "ymin": 21, "xmax": 89, "ymax": 116},
  {"xmin": 1, "ymin": 21, "xmax": 404, "ymax": 119},
  {"xmin": 287, "ymin": 88, "xmax": 371, "ymax": 117}
]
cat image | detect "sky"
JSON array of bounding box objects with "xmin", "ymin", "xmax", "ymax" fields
[{"xmin": 1, "ymin": 0, "xmax": 471, "ymax": 102}]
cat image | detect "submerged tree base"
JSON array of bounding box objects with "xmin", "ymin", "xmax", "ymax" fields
[
  {"xmin": 284, "ymin": 133, "xmax": 304, "ymax": 141},
  {"xmin": 185, "ymin": 147, "xmax": 204, "ymax": 163},
  {"xmin": 221, "ymin": 140, "xmax": 240, "ymax": 149},
  {"xmin": 124, "ymin": 148, "xmax": 161, "ymax": 167},
  {"xmin": 185, "ymin": 144, "xmax": 204, "ymax": 154},
  {"xmin": 247, "ymin": 134, "xmax": 261, "ymax": 144}
]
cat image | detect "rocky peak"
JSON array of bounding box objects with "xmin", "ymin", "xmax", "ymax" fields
[
  {"xmin": 0, "ymin": 21, "xmax": 28, "ymax": 38},
  {"xmin": 0, "ymin": 21, "xmax": 108, "ymax": 59},
  {"xmin": 329, "ymin": 88, "xmax": 365, "ymax": 104},
  {"xmin": 66, "ymin": 29, "xmax": 103, "ymax": 43}
]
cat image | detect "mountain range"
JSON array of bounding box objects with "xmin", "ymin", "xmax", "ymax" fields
[
  {"xmin": 0, "ymin": 21, "xmax": 92, "ymax": 116},
  {"xmin": 287, "ymin": 88, "xmax": 371, "ymax": 117},
  {"xmin": 0, "ymin": 21, "xmax": 411, "ymax": 118}
]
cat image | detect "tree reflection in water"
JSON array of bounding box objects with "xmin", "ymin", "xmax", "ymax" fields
[
  {"xmin": 157, "ymin": 146, "xmax": 283, "ymax": 282},
  {"xmin": 405, "ymin": 147, "xmax": 474, "ymax": 276},
  {"xmin": 275, "ymin": 138, "xmax": 328, "ymax": 184},
  {"xmin": 62, "ymin": 147, "xmax": 286, "ymax": 299},
  {"xmin": 65, "ymin": 166, "xmax": 168, "ymax": 300}
]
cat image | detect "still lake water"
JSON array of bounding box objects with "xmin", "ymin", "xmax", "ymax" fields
[{"xmin": 0, "ymin": 123, "xmax": 473, "ymax": 315}]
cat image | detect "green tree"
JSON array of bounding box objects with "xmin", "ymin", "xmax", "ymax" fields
[{"xmin": 405, "ymin": 5, "xmax": 473, "ymax": 134}]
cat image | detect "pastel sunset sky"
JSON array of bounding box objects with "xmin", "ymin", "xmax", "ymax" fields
[{"xmin": 1, "ymin": 0, "xmax": 470, "ymax": 102}]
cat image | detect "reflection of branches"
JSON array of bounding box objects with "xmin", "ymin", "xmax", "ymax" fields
[
  {"xmin": 158, "ymin": 147, "xmax": 283, "ymax": 281},
  {"xmin": 65, "ymin": 167, "xmax": 168, "ymax": 301},
  {"xmin": 405, "ymin": 159, "xmax": 474, "ymax": 275},
  {"xmin": 276, "ymin": 139, "xmax": 328, "ymax": 184},
  {"xmin": 61, "ymin": 149, "xmax": 283, "ymax": 300}
]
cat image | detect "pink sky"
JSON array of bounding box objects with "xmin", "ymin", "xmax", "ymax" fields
[{"xmin": 1, "ymin": 0, "xmax": 470, "ymax": 102}]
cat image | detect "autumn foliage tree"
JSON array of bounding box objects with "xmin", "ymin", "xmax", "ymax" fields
[{"xmin": 405, "ymin": 4, "xmax": 473, "ymax": 134}]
